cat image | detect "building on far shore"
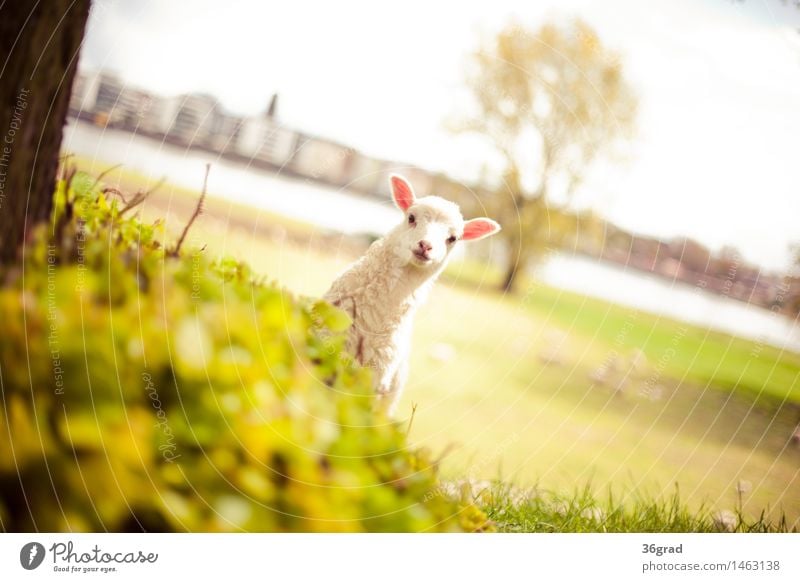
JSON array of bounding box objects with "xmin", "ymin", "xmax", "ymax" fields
[
  {"xmin": 236, "ymin": 113, "xmax": 298, "ymax": 168},
  {"xmin": 290, "ymin": 134, "xmax": 355, "ymax": 186},
  {"xmin": 345, "ymin": 155, "xmax": 390, "ymax": 196},
  {"xmin": 163, "ymin": 93, "xmax": 219, "ymax": 146},
  {"xmin": 69, "ymin": 71, "xmax": 151, "ymax": 128},
  {"xmin": 137, "ymin": 95, "xmax": 182, "ymax": 136},
  {"xmin": 69, "ymin": 70, "xmax": 102, "ymax": 117}
]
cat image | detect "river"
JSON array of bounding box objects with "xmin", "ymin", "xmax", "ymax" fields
[{"xmin": 62, "ymin": 121, "xmax": 800, "ymax": 352}]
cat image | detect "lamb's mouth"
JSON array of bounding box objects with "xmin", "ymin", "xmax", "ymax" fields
[{"xmin": 412, "ymin": 250, "xmax": 432, "ymax": 264}]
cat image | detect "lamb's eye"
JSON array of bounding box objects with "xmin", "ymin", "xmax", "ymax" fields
[
  {"xmin": 446, "ymin": 235, "xmax": 457, "ymax": 244},
  {"xmin": 408, "ymin": 214, "xmax": 416, "ymax": 225}
]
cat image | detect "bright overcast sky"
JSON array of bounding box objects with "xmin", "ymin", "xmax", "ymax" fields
[{"xmin": 79, "ymin": 0, "xmax": 800, "ymax": 271}]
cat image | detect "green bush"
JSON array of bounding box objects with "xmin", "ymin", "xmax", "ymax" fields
[{"xmin": 0, "ymin": 175, "xmax": 490, "ymax": 532}]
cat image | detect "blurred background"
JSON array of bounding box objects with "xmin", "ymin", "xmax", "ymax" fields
[{"xmin": 63, "ymin": 0, "xmax": 800, "ymax": 525}]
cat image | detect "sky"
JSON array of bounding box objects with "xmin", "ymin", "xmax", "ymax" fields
[{"xmin": 78, "ymin": 0, "xmax": 800, "ymax": 271}]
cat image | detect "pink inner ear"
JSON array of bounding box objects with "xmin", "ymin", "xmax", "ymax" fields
[
  {"xmin": 391, "ymin": 175, "xmax": 415, "ymax": 211},
  {"xmin": 462, "ymin": 218, "xmax": 500, "ymax": 241}
]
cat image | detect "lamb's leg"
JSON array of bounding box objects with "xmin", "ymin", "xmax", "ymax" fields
[
  {"xmin": 388, "ymin": 359, "xmax": 409, "ymax": 416},
  {"xmin": 374, "ymin": 358, "xmax": 408, "ymax": 417}
]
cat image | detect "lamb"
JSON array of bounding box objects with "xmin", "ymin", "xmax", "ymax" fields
[{"xmin": 324, "ymin": 174, "xmax": 501, "ymax": 416}]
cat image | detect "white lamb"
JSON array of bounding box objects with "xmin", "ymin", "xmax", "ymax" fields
[{"xmin": 324, "ymin": 174, "xmax": 501, "ymax": 416}]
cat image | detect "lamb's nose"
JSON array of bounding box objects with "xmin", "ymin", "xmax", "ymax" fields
[{"xmin": 418, "ymin": 240, "xmax": 432, "ymax": 253}]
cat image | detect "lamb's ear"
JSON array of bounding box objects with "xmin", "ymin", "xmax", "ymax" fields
[
  {"xmin": 462, "ymin": 218, "xmax": 501, "ymax": 241},
  {"xmin": 390, "ymin": 174, "xmax": 416, "ymax": 211}
]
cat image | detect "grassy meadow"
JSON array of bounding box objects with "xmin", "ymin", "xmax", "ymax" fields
[{"xmin": 72, "ymin": 158, "xmax": 800, "ymax": 529}]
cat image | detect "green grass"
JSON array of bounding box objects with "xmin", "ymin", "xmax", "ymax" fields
[
  {"xmin": 443, "ymin": 257, "xmax": 800, "ymax": 406},
  {"xmin": 524, "ymin": 286, "xmax": 800, "ymax": 405},
  {"xmin": 475, "ymin": 481, "xmax": 793, "ymax": 532},
  {"xmin": 71, "ymin": 160, "xmax": 800, "ymax": 530}
]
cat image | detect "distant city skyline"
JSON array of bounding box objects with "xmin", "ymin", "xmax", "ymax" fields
[{"xmin": 78, "ymin": 0, "xmax": 800, "ymax": 270}]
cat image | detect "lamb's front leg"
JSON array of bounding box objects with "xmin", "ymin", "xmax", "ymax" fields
[
  {"xmin": 369, "ymin": 354, "xmax": 401, "ymax": 415},
  {"xmin": 370, "ymin": 334, "xmax": 410, "ymax": 416},
  {"xmin": 381, "ymin": 358, "xmax": 408, "ymax": 417}
]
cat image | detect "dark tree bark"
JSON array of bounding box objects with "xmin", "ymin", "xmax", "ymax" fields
[
  {"xmin": 500, "ymin": 225, "xmax": 524, "ymax": 294},
  {"xmin": 501, "ymin": 260, "xmax": 519, "ymax": 293},
  {"xmin": 499, "ymin": 192, "xmax": 550, "ymax": 294},
  {"xmin": 0, "ymin": 0, "xmax": 92, "ymax": 264}
]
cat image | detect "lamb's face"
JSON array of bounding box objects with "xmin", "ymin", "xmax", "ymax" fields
[
  {"xmin": 388, "ymin": 174, "xmax": 502, "ymax": 271},
  {"xmin": 395, "ymin": 196, "xmax": 464, "ymax": 269}
]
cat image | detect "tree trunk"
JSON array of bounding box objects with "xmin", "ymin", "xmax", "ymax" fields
[
  {"xmin": 501, "ymin": 256, "xmax": 522, "ymax": 293},
  {"xmin": 499, "ymin": 225, "xmax": 526, "ymax": 292},
  {"xmin": 0, "ymin": 0, "xmax": 92, "ymax": 264},
  {"xmin": 499, "ymin": 195, "xmax": 531, "ymax": 295},
  {"xmin": 498, "ymin": 192, "xmax": 549, "ymax": 294}
]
